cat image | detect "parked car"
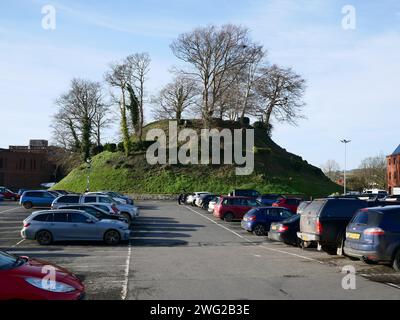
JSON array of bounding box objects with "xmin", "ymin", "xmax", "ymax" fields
[
  {"xmin": 241, "ymin": 206, "xmax": 294, "ymax": 236},
  {"xmin": 196, "ymin": 194, "xmax": 217, "ymax": 208},
  {"xmin": 213, "ymin": 196, "xmax": 260, "ymax": 222},
  {"xmin": 87, "ymin": 191, "xmax": 134, "ymax": 205},
  {"xmin": 20, "ymin": 190, "xmax": 57, "ymax": 209},
  {"xmin": 207, "ymin": 196, "xmax": 220, "ymax": 213},
  {"xmin": 272, "ymin": 196, "xmax": 303, "ymax": 213},
  {"xmin": 268, "ymin": 215, "xmax": 301, "ymax": 245},
  {"xmin": 344, "ymin": 206, "xmax": 400, "ymax": 270},
  {"xmin": 99, "ymin": 191, "xmax": 134, "ymax": 205},
  {"xmin": 21, "ymin": 209, "xmax": 131, "ymax": 245},
  {"xmin": 57, "ymin": 205, "xmax": 128, "ymax": 224},
  {"xmin": 268, "ymin": 201, "xmax": 311, "ymax": 246},
  {"xmin": 229, "ymin": 189, "xmax": 260, "ymax": 198},
  {"xmin": 186, "ymin": 192, "xmax": 211, "ymax": 206},
  {"xmin": 0, "ymin": 250, "xmax": 84, "ymax": 300},
  {"xmin": 51, "ymin": 194, "xmax": 138, "ymax": 224},
  {"xmin": 0, "ymin": 187, "xmax": 19, "ymax": 201},
  {"xmin": 297, "ymin": 198, "xmax": 368, "ymax": 255},
  {"xmin": 256, "ymin": 194, "xmax": 281, "ymax": 206}
]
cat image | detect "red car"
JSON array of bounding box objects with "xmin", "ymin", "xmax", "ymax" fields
[
  {"xmin": 272, "ymin": 197, "xmax": 302, "ymax": 213},
  {"xmin": 213, "ymin": 196, "xmax": 260, "ymax": 222},
  {"xmin": 0, "ymin": 187, "xmax": 19, "ymax": 201},
  {"xmin": 0, "ymin": 251, "xmax": 84, "ymax": 300}
]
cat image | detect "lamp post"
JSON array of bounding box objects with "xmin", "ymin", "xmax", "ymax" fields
[
  {"xmin": 86, "ymin": 158, "xmax": 92, "ymax": 192},
  {"xmin": 340, "ymin": 139, "xmax": 351, "ymax": 195}
]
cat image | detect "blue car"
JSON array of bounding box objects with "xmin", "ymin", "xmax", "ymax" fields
[
  {"xmin": 344, "ymin": 206, "xmax": 400, "ymax": 270},
  {"xmin": 20, "ymin": 190, "xmax": 57, "ymax": 209},
  {"xmin": 241, "ymin": 206, "xmax": 294, "ymax": 236},
  {"xmin": 256, "ymin": 194, "xmax": 281, "ymax": 206}
]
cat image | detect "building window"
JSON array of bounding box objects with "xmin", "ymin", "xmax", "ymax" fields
[
  {"xmin": 395, "ymin": 158, "xmax": 397, "ymax": 165},
  {"xmin": 0, "ymin": 158, "xmax": 3, "ymax": 169},
  {"xmin": 389, "ymin": 172, "xmax": 392, "ymax": 180},
  {"xmin": 389, "ymin": 159, "xmax": 392, "ymax": 165}
]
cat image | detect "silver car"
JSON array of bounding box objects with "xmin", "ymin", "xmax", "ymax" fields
[
  {"xmin": 51, "ymin": 194, "xmax": 139, "ymax": 224},
  {"xmin": 21, "ymin": 210, "xmax": 130, "ymax": 245}
]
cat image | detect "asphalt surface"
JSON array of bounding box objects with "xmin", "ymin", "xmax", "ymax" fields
[{"xmin": 1, "ymin": 200, "xmax": 400, "ymax": 300}]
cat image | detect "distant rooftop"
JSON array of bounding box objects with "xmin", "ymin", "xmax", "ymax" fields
[{"xmin": 392, "ymin": 144, "xmax": 400, "ymax": 156}]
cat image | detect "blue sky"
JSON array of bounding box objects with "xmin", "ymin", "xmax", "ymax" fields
[{"xmin": 0, "ymin": 0, "xmax": 400, "ymax": 169}]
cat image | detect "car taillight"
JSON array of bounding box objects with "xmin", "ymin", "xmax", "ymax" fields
[
  {"xmin": 246, "ymin": 216, "xmax": 256, "ymax": 222},
  {"xmin": 316, "ymin": 220, "xmax": 322, "ymax": 234},
  {"xmin": 278, "ymin": 225, "xmax": 289, "ymax": 232},
  {"xmin": 24, "ymin": 223, "xmax": 31, "ymax": 228},
  {"xmin": 364, "ymin": 228, "xmax": 385, "ymax": 236}
]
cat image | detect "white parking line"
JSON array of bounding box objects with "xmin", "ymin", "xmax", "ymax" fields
[
  {"xmin": 184, "ymin": 205, "xmax": 323, "ymax": 264},
  {"xmin": 0, "ymin": 207, "xmax": 20, "ymax": 214},
  {"xmin": 121, "ymin": 242, "xmax": 132, "ymax": 300},
  {"xmin": 11, "ymin": 239, "xmax": 25, "ymax": 247}
]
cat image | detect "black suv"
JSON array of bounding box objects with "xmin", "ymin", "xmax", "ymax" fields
[{"xmin": 297, "ymin": 198, "xmax": 368, "ymax": 255}]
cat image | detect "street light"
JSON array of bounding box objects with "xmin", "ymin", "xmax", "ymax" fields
[
  {"xmin": 86, "ymin": 158, "xmax": 92, "ymax": 192},
  {"xmin": 340, "ymin": 139, "xmax": 351, "ymax": 195}
]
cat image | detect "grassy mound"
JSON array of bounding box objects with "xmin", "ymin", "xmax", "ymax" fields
[{"xmin": 53, "ymin": 120, "xmax": 340, "ymax": 197}]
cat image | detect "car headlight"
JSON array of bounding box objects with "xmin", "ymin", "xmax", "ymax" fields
[{"xmin": 25, "ymin": 277, "xmax": 76, "ymax": 293}]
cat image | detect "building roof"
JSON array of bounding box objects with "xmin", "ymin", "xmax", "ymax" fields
[{"xmin": 393, "ymin": 144, "xmax": 400, "ymax": 156}]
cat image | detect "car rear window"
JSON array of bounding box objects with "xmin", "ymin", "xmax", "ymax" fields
[
  {"xmin": 53, "ymin": 213, "xmax": 68, "ymax": 222},
  {"xmin": 351, "ymin": 210, "xmax": 382, "ymax": 226},
  {"xmin": 58, "ymin": 196, "xmax": 80, "ymax": 203},
  {"xmin": 25, "ymin": 192, "xmax": 42, "ymax": 198},
  {"xmin": 84, "ymin": 196, "xmax": 97, "ymax": 203},
  {"xmin": 33, "ymin": 213, "xmax": 51, "ymax": 222}
]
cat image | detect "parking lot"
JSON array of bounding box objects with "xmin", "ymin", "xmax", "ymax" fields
[{"xmin": 2, "ymin": 200, "xmax": 400, "ymax": 299}]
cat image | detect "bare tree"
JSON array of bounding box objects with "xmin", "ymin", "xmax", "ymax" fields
[
  {"xmin": 152, "ymin": 75, "xmax": 199, "ymax": 121},
  {"xmin": 170, "ymin": 24, "xmax": 264, "ymax": 126},
  {"xmin": 52, "ymin": 78, "xmax": 105, "ymax": 160},
  {"xmin": 321, "ymin": 159, "xmax": 341, "ymax": 181},
  {"xmin": 126, "ymin": 53, "xmax": 151, "ymax": 140},
  {"xmin": 91, "ymin": 102, "xmax": 113, "ymax": 147},
  {"xmin": 105, "ymin": 61, "xmax": 131, "ymax": 155},
  {"xmin": 253, "ymin": 64, "xmax": 306, "ymax": 132}
]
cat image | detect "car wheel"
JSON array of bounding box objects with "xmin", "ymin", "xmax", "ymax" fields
[
  {"xmin": 253, "ymin": 224, "xmax": 266, "ymax": 236},
  {"xmin": 23, "ymin": 202, "xmax": 33, "ymax": 209},
  {"xmin": 104, "ymin": 230, "xmax": 121, "ymax": 245},
  {"xmin": 121, "ymin": 213, "xmax": 132, "ymax": 225},
  {"xmin": 224, "ymin": 212, "xmax": 234, "ymax": 222},
  {"xmin": 36, "ymin": 230, "xmax": 53, "ymax": 245},
  {"xmin": 393, "ymin": 249, "xmax": 400, "ymax": 271},
  {"xmin": 322, "ymin": 245, "xmax": 337, "ymax": 255}
]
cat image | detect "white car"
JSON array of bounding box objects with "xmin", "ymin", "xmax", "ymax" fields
[
  {"xmin": 188, "ymin": 192, "xmax": 211, "ymax": 206},
  {"xmin": 208, "ymin": 197, "xmax": 220, "ymax": 213}
]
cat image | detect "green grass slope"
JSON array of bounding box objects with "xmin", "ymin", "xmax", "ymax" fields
[{"xmin": 54, "ymin": 120, "xmax": 341, "ymax": 197}]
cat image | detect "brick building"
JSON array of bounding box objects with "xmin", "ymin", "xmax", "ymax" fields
[
  {"xmin": 0, "ymin": 140, "xmax": 57, "ymax": 190},
  {"xmin": 387, "ymin": 145, "xmax": 400, "ymax": 195}
]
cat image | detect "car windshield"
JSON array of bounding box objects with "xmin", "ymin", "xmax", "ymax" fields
[{"xmin": 0, "ymin": 251, "xmax": 19, "ymax": 270}]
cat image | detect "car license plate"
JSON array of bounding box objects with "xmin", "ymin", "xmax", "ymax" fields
[{"xmin": 346, "ymin": 232, "xmax": 361, "ymax": 240}]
